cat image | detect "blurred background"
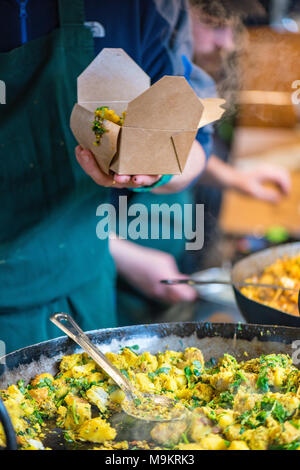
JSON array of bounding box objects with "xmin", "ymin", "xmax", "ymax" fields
[
  {"xmin": 169, "ymin": 0, "xmax": 300, "ymax": 324},
  {"xmin": 114, "ymin": 0, "xmax": 300, "ymax": 328}
]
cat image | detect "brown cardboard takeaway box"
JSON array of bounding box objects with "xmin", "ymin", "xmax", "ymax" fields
[{"xmin": 70, "ymin": 48, "xmax": 225, "ymax": 175}]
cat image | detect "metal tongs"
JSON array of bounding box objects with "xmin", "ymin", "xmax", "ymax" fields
[{"xmin": 160, "ymin": 279, "xmax": 299, "ymax": 292}]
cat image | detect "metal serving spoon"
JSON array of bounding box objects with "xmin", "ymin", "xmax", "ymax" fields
[
  {"xmin": 50, "ymin": 313, "xmax": 187, "ymax": 422},
  {"xmin": 160, "ymin": 279, "xmax": 299, "ymax": 293}
]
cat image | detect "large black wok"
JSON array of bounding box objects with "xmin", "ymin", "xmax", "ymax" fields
[
  {"xmin": 232, "ymin": 242, "xmax": 300, "ymax": 327},
  {"xmin": 0, "ymin": 321, "xmax": 300, "ymax": 449}
]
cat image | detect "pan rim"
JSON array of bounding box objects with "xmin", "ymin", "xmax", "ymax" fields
[{"xmin": 1, "ymin": 320, "xmax": 300, "ymax": 365}]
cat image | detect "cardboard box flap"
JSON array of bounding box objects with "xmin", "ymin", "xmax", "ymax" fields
[
  {"xmin": 70, "ymin": 104, "xmax": 120, "ymax": 174},
  {"xmin": 171, "ymin": 131, "xmax": 196, "ymax": 172},
  {"xmin": 110, "ymin": 127, "xmax": 184, "ymax": 175},
  {"xmin": 198, "ymin": 98, "xmax": 226, "ymax": 129},
  {"xmin": 124, "ymin": 76, "xmax": 204, "ymax": 131},
  {"xmin": 77, "ymin": 48, "xmax": 150, "ymax": 110}
]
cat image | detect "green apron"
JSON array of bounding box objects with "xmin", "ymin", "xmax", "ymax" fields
[
  {"xmin": 0, "ymin": 0, "xmax": 117, "ymax": 353},
  {"xmin": 117, "ymin": 189, "xmax": 193, "ymax": 326}
]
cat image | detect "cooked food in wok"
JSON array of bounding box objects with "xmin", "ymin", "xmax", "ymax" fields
[
  {"xmin": 1, "ymin": 346, "xmax": 299, "ymax": 450},
  {"xmin": 241, "ymin": 253, "xmax": 300, "ymax": 316}
]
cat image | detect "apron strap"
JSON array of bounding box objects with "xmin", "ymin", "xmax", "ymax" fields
[{"xmin": 58, "ymin": 0, "xmax": 85, "ymax": 26}]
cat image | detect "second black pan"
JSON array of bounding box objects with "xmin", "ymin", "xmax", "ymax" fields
[{"xmin": 231, "ymin": 242, "xmax": 300, "ymax": 327}]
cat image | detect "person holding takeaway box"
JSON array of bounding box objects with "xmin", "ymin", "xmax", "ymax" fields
[{"xmin": 0, "ymin": 0, "xmax": 213, "ymax": 353}]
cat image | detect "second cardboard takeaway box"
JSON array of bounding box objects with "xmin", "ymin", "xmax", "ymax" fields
[{"xmin": 70, "ymin": 48, "xmax": 225, "ymax": 175}]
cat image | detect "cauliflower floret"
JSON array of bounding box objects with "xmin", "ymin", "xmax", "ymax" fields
[
  {"xmin": 26, "ymin": 439, "xmax": 45, "ymax": 450},
  {"xmin": 86, "ymin": 386, "xmax": 108, "ymax": 412}
]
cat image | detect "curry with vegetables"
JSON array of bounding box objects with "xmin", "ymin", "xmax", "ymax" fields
[
  {"xmin": 241, "ymin": 253, "xmax": 300, "ymax": 316},
  {"xmin": 1, "ymin": 346, "xmax": 299, "ymax": 450}
]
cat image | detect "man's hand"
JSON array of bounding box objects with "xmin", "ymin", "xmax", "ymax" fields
[
  {"xmin": 76, "ymin": 140, "xmax": 208, "ymax": 194},
  {"xmin": 200, "ymin": 155, "xmax": 291, "ymax": 203},
  {"xmin": 110, "ymin": 238, "xmax": 197, "ymax": 304},
  {"xmin": 75, "ymin": 146, "xmax": 161, "ymax": 188},
  {"xmin": 234, "ymin": 164, "xmax": 291, "ymax": 203}
]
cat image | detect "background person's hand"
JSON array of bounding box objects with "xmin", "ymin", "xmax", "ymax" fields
[
  {"xmin": 110, "ymin": 238, "xmax": 197, "ymax": 304},
  {"xmin": 201, "ymin": 155, "xmax": 291, "ymax": 203},
  {"xmin": 234, "ymin": 164, "xmax": 291, "ymax": 203},
  {"xmin": 75, "ymin": 146, "xmax": 162, "ymax": 188}
]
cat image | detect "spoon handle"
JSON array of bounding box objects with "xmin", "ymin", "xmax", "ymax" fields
[{"xmin": 50, "ymin": 313, "xmax": 135, "ymax": 397}]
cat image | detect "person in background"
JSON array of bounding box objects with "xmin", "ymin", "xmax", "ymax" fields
[
  {"xmin": 112, "ymin": 0, "xmax": 292, "ymax": 326},
  {"xmin": 184, "ymin": 0, "xmax": 292, "ymax": 272},
  {"xmin": 0, "ymin": 0, "xmax": 211, "ymax": 353},
  {"xmin": 190, "ymin": 0, "xmax": 291, "ymax": 203}
]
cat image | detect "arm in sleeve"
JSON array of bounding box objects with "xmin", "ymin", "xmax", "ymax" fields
[{"xmin": 133, "ymin": 0, "xmax": 216, "ymax": 192}]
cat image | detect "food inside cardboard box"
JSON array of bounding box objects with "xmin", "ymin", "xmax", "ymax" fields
[{"xmin": 70, "ymin": 48, "xmax": 225, "ymax": 176}]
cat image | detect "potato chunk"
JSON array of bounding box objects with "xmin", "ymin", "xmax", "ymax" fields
[
  {"xmin": 199, "ymin": 434, "xmax": 227, "ymax": 450},
  {"xmin": 228, "ymin": 440, "xmax": 249, "ymax": 450},
  {"xmin": 31, "ymin": 373, "xmax": 54, "ymax": 388},
  {"xmin": 64, "ymin": 395, "xmax": 91, "ymax": 429},
  {"xmin": 78, "ymin": 417, "xmax": 116, "ymax": 443}
]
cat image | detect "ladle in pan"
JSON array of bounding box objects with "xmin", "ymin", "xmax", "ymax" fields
[{"xmin": 50, "ymin": 313, "xmax": 187, "ymax": 423}]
